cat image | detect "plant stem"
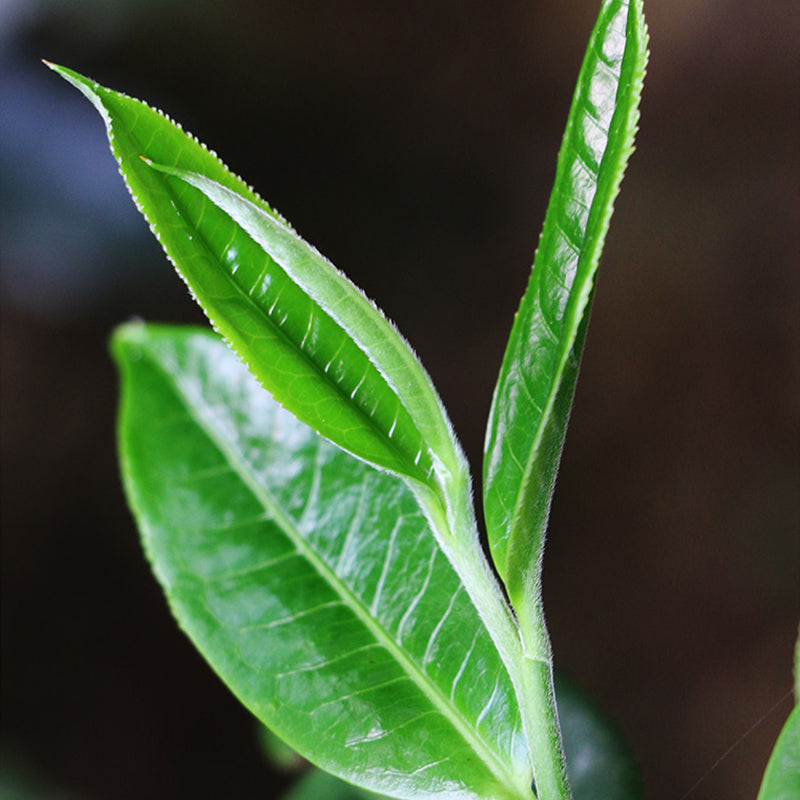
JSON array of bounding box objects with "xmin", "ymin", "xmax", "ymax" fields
[
  {"xmin": 517, "ymin": 619, "xmax": 571, "ymax": 800},
  {"xmin": 456, "ymin": 514, "xmax": 572, "ymax": 799},
  {"xmin": 464, "ymin": 544, "xmax": 571, "ymax": 800},
  {"xmin": 418, "ymin": 474, "xmax": 572, "ymax": 800}
]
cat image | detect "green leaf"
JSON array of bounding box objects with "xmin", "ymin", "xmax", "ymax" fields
[
  {"xmin": 112, "ymin": 323, "xmax": 532, "ymax": 800},
  {"xmin": 282, "ymin": 768, "xmax": 388, "ymax": 800},
  {"xmin": 46, "ymin": 62, "xmax": 463, "ymax": 499},
  {"xmin": 257, "ymin": 725, "xmax": 307, "ymax": 773},
  {"xmin": 483, "ymin": 0, "xmax": 648, "ymax": 635},
  {"xmin": 276, "ymin": 672, "xmax": 646, "ymax": 800},
  {"xmin": 794, "ymin": 623, "xmax": 800, "ymax": 702},
  {"xmin": 555, "ymin": 673, "xmax": 642, "ymax": 800},
  {"xmin": 757, "ymin": 705, "xmax": 800, "ymax": 800}
]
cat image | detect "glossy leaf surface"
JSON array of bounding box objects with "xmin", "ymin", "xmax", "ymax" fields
[
  {"xmin": 48, "ymin": 62, "xmax": 462, "ymax": 496},
  {"xmin": 757, "ymin": 705, "xmax": 800, "ymax": 800},
  {"xmin": 277, "ymin": 674, "xmax": 643, "ymax": 800},
  {"xmin": 483, "ymin": 0, "xmax": 648, "ymax": 625},
  {"xmin": 112, "ymin": 323, "xmax": 531, "ymax": 800}
]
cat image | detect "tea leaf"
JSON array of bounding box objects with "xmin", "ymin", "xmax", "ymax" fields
[
  {"xmin": 757, "ymin": 705, "xmax": 800, "ymax": 800},
  {"xmin": 112, "ymin": 324, "xmax": 532, "ymax": 800},
  {"xmin": 47, "ymin": 63, "xmax": 462, "ymax": 498},
  {"xmin": 483, "ymin": 0, "xmax": 648, "ymax": 641},
  {"xmin": 275, "ymin": 673, "xmax": 644, "ymax": 800},
  {"xmin": 281, "ymin": 768, "xmax": 386, "ymax": 800},
  {"xmin": 555, "ymin": 673, "xmax": 643, "ymax": 800}
]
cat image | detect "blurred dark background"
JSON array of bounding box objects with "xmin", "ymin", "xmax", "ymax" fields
[{"xmin": 1, "ymin": 0, "xmax": 798, "ymax": 798}]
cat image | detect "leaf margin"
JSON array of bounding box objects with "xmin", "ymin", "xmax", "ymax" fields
[{"xmin": 756, "ymin": 704, "xmax": 800, "ymax": 800}]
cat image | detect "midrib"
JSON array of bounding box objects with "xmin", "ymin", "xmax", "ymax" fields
[{"xmin": 162, "ymin": 356, "xmax": 525, "ymax": 798}]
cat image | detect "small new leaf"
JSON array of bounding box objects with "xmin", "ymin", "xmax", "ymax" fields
[{"xmin": 483, "ymin": 0, "xmax": 648, "ymax": 646}]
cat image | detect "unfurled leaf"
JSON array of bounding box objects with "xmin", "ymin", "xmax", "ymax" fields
[
  {"xmin": 757, "ymin": 705, "xmax": 800, "ymax": 800},
  {"xmin": 47, "ymin": 63, "xmax": 463, "ymax": 497},
  {"xmin": 112, "ymin": 323, "xmax": 531, "ymax": 800},
  {"xmin": 483, "ymin": 0, "xmax": 648, "ymax": 636},
  {"xmin": 281, "ymin": 768, "xmax": 387, "ymax": 800},
  {"xmin": 275, "ymin": 673, "xmax": 645, "ymax": 800},
  {"xmin": 258, "ymin": 725, "xmax": 307, "ymax": 773}
]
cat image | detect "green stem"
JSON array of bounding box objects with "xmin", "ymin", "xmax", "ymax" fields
[
  {"xmin": 516, "ymin": 605, "xmax": 571, "ymax": 800},
  {"xmin": 468, "ymin": 552, "xmax": 571, "ymax": 800},
  {"xmin": 509, "ymin": 556, "xmax": 572, "ymax": 800},
  {"xmin": 418, "ymin": 474, "xmax": 572, "ymax": 800}
]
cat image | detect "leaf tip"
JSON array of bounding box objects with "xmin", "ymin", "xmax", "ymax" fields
[
  {"xmin": 44, "ymin": 62, "xmax": 110, "ymax": 126},
  {"xmin": 43, "ymin": 61, "xmax": 85, "ymax": 87},
  {"xmin": 110, "ymin": 319, "xmax": 147, "ymax": 361}
]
